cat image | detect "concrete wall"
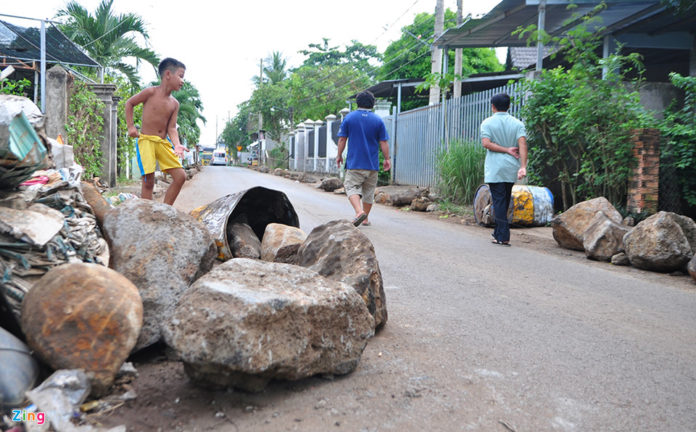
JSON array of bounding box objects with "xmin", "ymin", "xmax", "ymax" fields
[{"xmin": 639, "ymin": 82, "xmax": 682, "ymax": 120}]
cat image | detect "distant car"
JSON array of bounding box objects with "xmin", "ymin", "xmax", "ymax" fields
[{"xmin": 211, "ymin": 150, "xmax": 228, "ymax": 166}]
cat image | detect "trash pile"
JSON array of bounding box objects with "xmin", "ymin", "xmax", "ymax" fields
[{"xmin": 0, "ymin": 95, "xmax": 118, "ymax": 431}]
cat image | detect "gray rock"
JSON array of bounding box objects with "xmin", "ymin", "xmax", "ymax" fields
[
  {"xmin": 260, "ymin": 223, "xmax": 307, "ymax": 264},
  {"xmin": 297, "ymin": 220, "xmax": 387, "ymax": 330},
  {"xmin": 611, "ymin": 252, "xmax": 631, "ymax": 266},
  {"xmin": 374, "ymin": 186, "xmax": 428, "ymax": 206},
  {"xmin": 623, "ymin": 211, "xmax": 694, "ymax": 272},
  {"xmin": 671, "ymin": 214, "xmax": 696, "ymax": 254},
  {"xmin": 583, "ymin": 211, "xmax": 631, "ymax": 261},
  {"xmin": 426, "ymin": 203, "xmax": 439, "ymax": 212},
  {"xmin": 102, "ymin": 199, "xmax": 216, "ymax": 350},
  {"xmin": 228, "ymin": 222, "xmax": 262, "ymax": 259},
  {"xmin": 319, "ymin": 177, "xmax": 343, "ymax": 192},
  {"xmin": 688, "ymin": 255, "xmax": 696, "ymax": 282},
  {"xmin": 410, "ymin": 197, "xmax": 431, "ymax": 212},
  {"xmin": 552, "ymin": 197, "xmax": 622, "ymax": 251},
  {"xmin": 163, "ymin": 258, "xmax": 374, "ymax": 392},
  {"xmin": 622, "ymin": 216, "xmax": 635, "ymax": 227}
]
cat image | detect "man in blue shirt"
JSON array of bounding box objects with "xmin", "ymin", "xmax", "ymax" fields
[
  {"xmin": 480, "ymin": 93, "xmax": 527, "ymax": 246},
  {"xmin": 337, "ymin": 91, "xmax": 391, "ymax": 227}
]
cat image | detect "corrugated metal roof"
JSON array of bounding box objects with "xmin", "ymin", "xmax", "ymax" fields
[
  {"xmin": 434, "ymin": 0, "xmax": 675, "ymax": 48},
  {"xmin": 0, "ymin": 20, "xmax": 99, "ymax": 68}
]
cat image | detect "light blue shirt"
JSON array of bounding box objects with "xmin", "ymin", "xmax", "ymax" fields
[{"xmin": 480, "ymin": 112, "xmax": 526, "ymax": 183}]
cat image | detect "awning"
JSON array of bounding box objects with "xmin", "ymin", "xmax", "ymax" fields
[
  {"xmin": 0, "ymin": 20, "xmax": 100, "ymax": 69},
  {"xmin": 434, "ymin": 1, "xmax": 691, "ymax": 49}
]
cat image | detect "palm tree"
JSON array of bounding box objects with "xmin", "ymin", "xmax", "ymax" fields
[
  {"xmin": 173, "ymin": 81, "xmax": 206, "ymax": 146},
  {"xmin": 264, "ymin": 51, "xmax": 287, "ymax": 84},
  {"xmin": 57, "ymin": 0, "xmax": 159, "ymax": 86}
]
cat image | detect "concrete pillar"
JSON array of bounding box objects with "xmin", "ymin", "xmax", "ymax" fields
[
  {"xmin": 45, "ymin": 65, "xmax": 70, "ymax": 140},
  {"xmin": 303, "ymin": 119, "xmax": 314, "ymax": 172},
  {"xmin": 295, "ymin": 123, "xmax": 305, "ymax": 171},
  {"xmin": 89, "ymin": 83, "xmax": 118, "ymax": 187},
  {"xmin": 312, "ymin": 120, "xmax": 321, "ymax": 172},
  {"xmin": 325, "ymin": 114, "xmax": 337, "ymax": 172}
]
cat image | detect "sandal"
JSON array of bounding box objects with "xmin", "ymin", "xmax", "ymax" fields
[
  {"xmin": 362, "ymin": 220, "xmax": 371, "ymax": 226},
  {"xmin": 352, "ymin": 213, "xmax": 367, "ymax": 227},
  {"xmin": 491, "ymin": 239, "xmax": 511, "ymax": 246}
]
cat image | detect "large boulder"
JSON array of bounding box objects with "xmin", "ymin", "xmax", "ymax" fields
[
  {"xmin": 552, "ymin": 197, "xmax": 623, "ymax": 251},
  {"xmin": 688, "ymin": 256, "xmax": 696, "ymax": 282},
  {"xmin": 102, "ymin": 199, "xmax": 216, "ymax": 350},
  {"xmin": 260, "ymin": 223, "xmax": 307, "ymax": 264},
  {"xmin": 319, "ymin": 177, "xmax": 343, "ymax": 192},
  {"xmin": 21, "ymin": 263, "xmax": 142, "ymax": 396},
  {"xmin": 228, "ymin": 222, "xmax": 262, "ymax": 259},
  {"xmin": 163, "ymin": 258, "xmax": 374, "ymax": 392},
  {"xmin": 374, "ymin": 185, "xmax": 428, "ymax": 206},
  {"xmin": 623, "ymin": 211, "xmax": 694, "ymax": 272},
  {"xmin": 297, "ymin": 220, "xmax": 387, "ymax": 330},
  {"xmin": 583, "ymin": 211, "xmax": 631, "ymax": 261}
]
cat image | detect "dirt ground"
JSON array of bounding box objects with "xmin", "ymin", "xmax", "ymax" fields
[{"xmin": 76, "ymin": 204, "xmax": 694, "ymax": 432}]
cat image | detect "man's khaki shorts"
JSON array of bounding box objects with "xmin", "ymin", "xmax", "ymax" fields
[{"xmin": 344, "ymin": 169, "xmax": 378, "ymax": 204}]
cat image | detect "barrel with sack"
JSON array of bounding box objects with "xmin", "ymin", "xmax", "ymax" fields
[{"xmin": 473, "ymin": 184, "xmax": 554, "ymax": 227}]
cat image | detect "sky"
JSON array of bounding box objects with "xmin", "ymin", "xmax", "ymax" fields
[{"xmin": 3, "ymin": 0, "xmax": 503, "ymax": 145}]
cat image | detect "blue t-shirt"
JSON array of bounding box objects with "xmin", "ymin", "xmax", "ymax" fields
[{"xmin": 337, "ymin": 109, "xmax": 389, "ymax": 171}]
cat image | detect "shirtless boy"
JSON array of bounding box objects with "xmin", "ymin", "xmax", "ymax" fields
[{"xmin": 125, "ymin": 57, "xmax": 187, "ymax": 206}]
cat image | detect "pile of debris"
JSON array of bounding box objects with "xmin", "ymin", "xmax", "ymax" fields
[{"xmin": 1, "ymin": 96, "xmax": 389, "ymax": 431}]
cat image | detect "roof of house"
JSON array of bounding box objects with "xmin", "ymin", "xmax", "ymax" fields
[
  {"xmin": 0, "ymin": 19, "xmax": 99, "ymax": 68},
  {"xmin": 434, "ymin": 0, "xmax": 695, "ymax": 49}
]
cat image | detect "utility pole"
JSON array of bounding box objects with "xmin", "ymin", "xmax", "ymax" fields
[
  {"xmin": 258, "ymin": 58, "xmax": 264, "ymax": 165},
  {"xmin": 429, "ymin": 0, "xmax": 445, "ymax": 105},
  {"xmin": 453, "ymin": 0, "xmax": 463, "ymax": 99}
]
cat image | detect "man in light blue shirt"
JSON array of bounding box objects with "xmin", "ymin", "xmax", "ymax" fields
[{"xmin": 480, "ymin": 93, "xmax": 527, "ymax": 246}]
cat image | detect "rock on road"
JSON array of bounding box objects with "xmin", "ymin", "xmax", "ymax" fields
[{"xmin": 120, "ymin": 166, "xmax": 696, "ymax": 431}]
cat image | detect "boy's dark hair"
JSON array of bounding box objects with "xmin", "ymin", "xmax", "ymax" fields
[
  {"xmin": 158, "ymin": 58, "xmax": 186, "ymax": 77},
  {"xmin": 356, "ymin": 91, "xmax": 376, "ymax": 109},
  {"xmin": 491, "ymin": 93, "xmax": 511, "ymax": 112}
]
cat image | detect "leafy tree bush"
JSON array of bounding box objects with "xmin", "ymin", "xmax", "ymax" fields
[
  {"xmin": 659, "ymin": 73, "xmax": 696, "ymax": 208},
  {"xmin": 436, "ymin": 139, "xmax": 486, "ymax": 205},
  {"xmin": 516, "ymin": 5, "xmax": 653, "ymax": 210},
  {"xmin": 0, "ymin": 78, "xmax": 32, "ymax": 96},
  {"xmin": 66, "ymin": 81, "xmax": 104, "ymax": 178}
]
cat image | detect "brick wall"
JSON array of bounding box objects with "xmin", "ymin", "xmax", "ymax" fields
[{"xmin": 627, "ymin": 128, "xmax": 660, "ymax": 214}]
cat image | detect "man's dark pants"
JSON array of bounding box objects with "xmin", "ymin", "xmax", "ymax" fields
[{"xmin": 489, "ymin": 182, "xmax": 514, "ymax": 243}]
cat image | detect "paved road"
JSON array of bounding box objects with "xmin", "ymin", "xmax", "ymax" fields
[{"xmin": 172, "ymin": 166, "xmax": 696, "ymax": 432}]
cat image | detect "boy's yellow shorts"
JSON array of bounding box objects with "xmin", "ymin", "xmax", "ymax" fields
[{"xmin": 136, "ymin": 134, "xmax": 182, "ymax": 175}]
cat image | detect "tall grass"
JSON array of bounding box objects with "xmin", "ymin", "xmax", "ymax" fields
[{"xmin": 436, "ymin": 139, "xmax": 486, "ymax": 205}]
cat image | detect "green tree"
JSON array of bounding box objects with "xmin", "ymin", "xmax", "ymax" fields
[
  {"xmin": 659, "ymin": 73, "xmax": 696, "ymax": 210},
  {"xmin": 263, "ymin": 51, "xmax": 288, "ymax": 85},
  {"xmin": 517, "ymin": 4, "xmax": 652, "ymax": 210},
  {"xmin": 66, "ymin": 81, "xmax": 104, "ymax": 178},
  {"xmin": 248, "ymin": 82, "xmax": 292, "ymax": 142},
  {"xmin": 57, "ymin": 0, "xmax": 159, "ymax": 86},
  {"xmin": 378, "ymin": 10, "xmax": 502, "ymax": 109},
  {"xmin": 221, "ymin": 101, "xmax": 253, "ymax": 152},
  {"xmin": 173, "ymin": 81, "xmax": 206, "ymax": 146}
]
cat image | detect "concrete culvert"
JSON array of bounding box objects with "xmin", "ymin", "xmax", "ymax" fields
[{"xmin": 191, "ymin": 186, "xmax": 300, "ymax": 261}]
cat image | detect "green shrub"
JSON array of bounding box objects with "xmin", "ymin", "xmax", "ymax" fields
[
  {"xmin": 436, "ymin": 139, "xmax": 485, "ymax": 205},
  {"xmin": 659, "ymin": 73, "xmax": 696, "ymax": 208},
  {"xmin": 66, "ymin": 81, "xmax": 104, "ymax": 178},
  {"xmin": 0, "ymin": 78, "xmax": 31, "ymax": 96}
]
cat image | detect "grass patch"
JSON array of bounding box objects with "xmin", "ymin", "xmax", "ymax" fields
[{"xmin": 436, "ymin": 139, "xmax": 485, "ymax": 205}]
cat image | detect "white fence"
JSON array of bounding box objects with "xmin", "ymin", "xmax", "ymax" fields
[
  {"xmin": 388, "ymin": 81, "xmax": 524, "ymax": 187},
  {"xmin": 286, "ymin": 81, "xmax": 524, "ymax": 185}
]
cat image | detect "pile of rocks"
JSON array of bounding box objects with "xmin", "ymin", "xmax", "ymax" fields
[{"xmin": 552, "ymin": 197, "xmax": 696, "ymax": 281}]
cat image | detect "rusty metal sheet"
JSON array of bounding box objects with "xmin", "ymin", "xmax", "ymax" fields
[{"xmin": 192, "ymin": 186, "xmax": 299, "ymax": 261}]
